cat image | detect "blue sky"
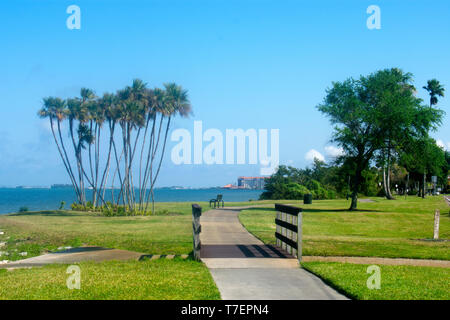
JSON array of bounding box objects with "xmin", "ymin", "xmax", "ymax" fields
[{"xmin": 0, "ymin": 0, "xmax": 449, "ymax": 187}]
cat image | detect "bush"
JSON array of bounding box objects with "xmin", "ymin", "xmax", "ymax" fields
[
  {"xmin": 71, "ymin": 203, "xmax": 84, "ymax": 211},
  {"xmin": 260, "ymin": 182, "xmax": 310, "ymax": 200},
  {"xmin": 306, "ymin": 180, "xmax": 328, "ymax": 199},
  {"xmin": 260, "ymin": 172, "xmax": 338, "ymax": 200},
  {"xmin": 70, "ymin": 202, "xmax": 151, "ymax": 216},
  {"xmin": 327, "ymin": 190, "xmax": 336, "ymax": 199},
  {"xmin": 18, "ymin": 206, "xmax": 29, "ymax": 212}
]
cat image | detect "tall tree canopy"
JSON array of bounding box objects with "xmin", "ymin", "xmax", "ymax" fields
[
  {"xmin": 38, "ymin": 79, "xmax": 191, "ymax": 214},
  {"xmin": 317, "ymin": 68, "xmax": 443, "ymax": 210}
]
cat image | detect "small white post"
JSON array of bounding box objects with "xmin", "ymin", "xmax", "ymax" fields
[{"xmin": 433, "ymin": 209, "xmax": 440, "ymax": 240}]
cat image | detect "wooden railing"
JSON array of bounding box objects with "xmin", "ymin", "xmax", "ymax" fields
[
  {"xmin": 192, "ymin": 204, "xmax": 202, "ymax": 261},
  {"xmin": 275, "ymin": 204, "xmax": 302, "ymax": 262}
]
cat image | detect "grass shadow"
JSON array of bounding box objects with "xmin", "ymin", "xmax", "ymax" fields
[
  {"xmin": 7, "ymin": 210, "xmax": 84, "ymax": 217},
  {"xmin": 241, "ymin": 207, "xmax": 380, "ymax": 213},
  {"xmin": 303, "ymin": 208, "xmax": 381, "ymax": 213}
]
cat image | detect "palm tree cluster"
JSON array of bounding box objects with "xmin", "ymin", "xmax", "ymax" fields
[{"xmin": 38, "ymin": 79, "xmax": 191, "ymax": 214}]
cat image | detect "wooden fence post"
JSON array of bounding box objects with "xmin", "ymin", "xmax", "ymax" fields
[
  {"xmin": 433, "ymin": 209, "xmax": 440, "ymax": 240},
  {"xmin": 274, "ymin": 204, "xmax": 302, "ymax": 262},
  {"xmin": 297, "ymin": 210, "xmax": 302, "ymax": 263},
  {"xmin": 192, "ymin": 204, "xmax": 202, "ymax": 261}
]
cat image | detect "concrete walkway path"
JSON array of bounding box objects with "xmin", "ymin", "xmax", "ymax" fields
[
  {"xmin": 200, "ymin": 208, "xmax": 348, "ymax": 300},
  {"xmin": 0, "ymin": 246, "xmax": 145, "ymax": 269}
]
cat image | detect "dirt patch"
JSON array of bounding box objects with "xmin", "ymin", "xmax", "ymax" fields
[{"xmin": 302, "ymin": 256, "xmax": 450, "ymax": 268}]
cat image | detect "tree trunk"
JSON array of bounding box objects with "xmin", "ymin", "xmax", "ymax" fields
[
  {"xmin": 384, "ymin": 147, "xmax": 394, "ymax": 200},
  {"xmin": 56, "ymin": 119, "xmax": 81, "ymax": 202},
  {"xmin": 99, "ymin": 122, "xmax": 115, "ymax": 207},
  {"xmin": 350, "ymin": 191, "xmax": 358, "ymax": 210},
  {"xmin": 386, "ymin": 163, "xmax": 395, "ymax": 199},
  {"xmin": 382, "ymin": 167, "xmax": 389, "ymax": 197},
  {"xmin": 349, "ymin": 164, "xmax": 363, "ymax": 211},
  {"xmin": 405, "ymin": 173, "xmax": 409, "ymax": 198},
  {"xmin": 150, "ymin": 117, "xmax": 171, "ymax": 214},
  {"xmin": 422, "ymin": 172, "xmax": 426, "ymax": 198}
]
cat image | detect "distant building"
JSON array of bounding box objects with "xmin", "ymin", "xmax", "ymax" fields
[
  {"xmin": 237, "ymin": 176, "xmax": 268, "ymax": 190},
  {"xmin": 222, "ymin": 184, "xmax": 236, "ymax": 189}
]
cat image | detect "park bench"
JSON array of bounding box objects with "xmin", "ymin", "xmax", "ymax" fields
[{"xmin": 209, "ymin": 194, "xmax": 224, "ymax": 208}]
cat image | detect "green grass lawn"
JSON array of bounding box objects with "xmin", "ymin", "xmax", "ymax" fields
[
  {"xmin": 302, "ymin": 262, "xmax": 450, "ymax": 300},
  {"xmin": 0, "ymin": 258, "xmax": 220, "ymax": 300},
  {"xmin": 239, "ymin": 196, "xmax": 450, "ymax": 260},
  {"xmin": 0, "ymin": 202, "xmax": 213, "ymax": 260},
  {"xmin": 1, "ymin": 197, "xmax": 449, "ymax": 300},
  {"xmin": 0, "ymin": 201, "xmax": 276, "ymax": 260},
  {"xmin": 0, "ymin": 202, "xmax": 223, "ymax": 300}
]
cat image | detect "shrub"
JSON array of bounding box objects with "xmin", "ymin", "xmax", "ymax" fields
[
  {"xmin": 305, "ymin": 179, "xmax": 328, "ymax": 199},
  {"xmin": 69, "ymin": 201, "xmax": 151, "ymax": 217},
  {"xmin": 18, "ymin": 206, "xmax": 29, "ymax": 212}
]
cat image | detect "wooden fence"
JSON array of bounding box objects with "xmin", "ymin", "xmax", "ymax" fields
[
  {"xmin": 192, "ymin": 204, "xmax": 202, "ymax": 261},
  {"xmin": 275, "ymin": 204, "xmax": 302, "ymax": 262}
]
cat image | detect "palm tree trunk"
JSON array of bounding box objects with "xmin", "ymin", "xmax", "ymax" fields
[
  {"xmin": 56, "ymin": 119, "xmax": 81, "ymax": 202},
  {"xmin": 144, "ymin": 116, "xmax": 164, "ymax": 212},
  {"xmin": 112, "ymin": 138, "xmax": 125, "ymax": 206},
  {"xmin": 141, "ymin": 117, "xmax": 157, "ymax": 210},
  {"xmin": 50, "ymin": 118, "xmax": 81, "ymax": 203},
  {"xmin": 93, "ymin": 124, "xmax": 101, "ymax": 208},
  {"xmin": 69, "ymin": 120, "xmax": 86, "ymax": 205},
  {"xmin": 138, "ymin": 116, "xmax": 151, "ymax": 210},
  {"xmin": 149, "ymin": 117, "xmax": 171, "ymax": 214},
  {"xmin": 99, "ymin": 122, "xmax": 115, "ymax": 207},
  {"xmin": 87, "ymin": 121, "xmax": 96, "ymax": 207},
  {"xmin": 125, "ymin": 127, "xmax": 141, "ymax": 211}
]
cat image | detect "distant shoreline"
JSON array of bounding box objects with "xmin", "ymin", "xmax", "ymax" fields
[{"xmin": 0, "ymin": 188, "xmax": 263, "ymax": 214}]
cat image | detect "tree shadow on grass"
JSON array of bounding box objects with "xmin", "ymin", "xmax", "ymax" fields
[
  {"xmin": 7, "ymin": 210, "xmax": 84, "ymax": 217},
  {"xmin": 303, "ymin": 208, "xmax": 381, "ymax": 213},
  {"xmin": 241, "ymin": 207, "xmax": 381, "ymax": 213}
]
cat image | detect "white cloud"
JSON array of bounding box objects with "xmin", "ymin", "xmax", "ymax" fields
[
  {"xmin": 324, "ymin": 145, "xmax": 344, "ymax": 158},
  {"xmin": 305, "ymin": 149, "xmax": 325, "ymax": 162},
  {"xmin": 39, "ymin": 119, "xmax": 53, "ymax": 133},
  {"xmin": 436, "ymin": 139, "xmax": 450, "ymax": 151}
]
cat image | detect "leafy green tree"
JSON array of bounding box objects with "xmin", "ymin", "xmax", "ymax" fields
[
  {"xmin": 401, "ymin": 137, "xmax": 446, "ymax": 195},
  {"xmin": 444, "ymin": 151, "xmax": 450, "ymax": 193},
  {"xmin": 362, "ymin": 69, "xmax": 417, "ymax": 199},
  {"xmin": 317, "ymin": 69, "xmax": 442, "ymax": 210},
  {"xmin": 260, "ymin": 166, "xmax": 311, "ymax": 200}
]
